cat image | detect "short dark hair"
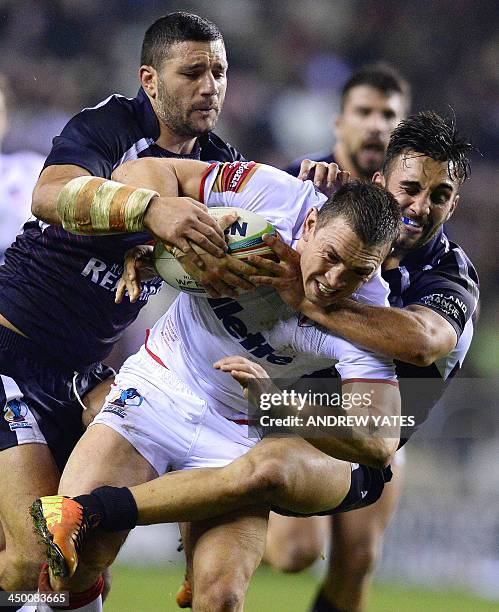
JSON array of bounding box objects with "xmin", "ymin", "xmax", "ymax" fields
[
  {"xmin": 316, "ymin": 180, "xmax": 401, "ymax": 247},
  {"xmin": 382, "ymin": 111, "xmax": 475, "ymax": 183},
  {"xmin": 141, "ymin": 12, "xmax": 223, "ymax": 68},
  {"xmin": 341, "ymin": 63, "xmax": 410, "ymax": 112}
]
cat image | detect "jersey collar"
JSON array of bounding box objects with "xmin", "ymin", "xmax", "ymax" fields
[
  {"xmin": 135, "ymin": 87, "xmax": 161, "ymax": 140},
  {"xmin": 394, "ymin": 226, "xmax": 447, "ymax": 271}
]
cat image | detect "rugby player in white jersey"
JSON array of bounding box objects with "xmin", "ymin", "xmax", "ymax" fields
[{"xmin": 31, "ymin": 158, "xmax": 401, "ymax": 612}]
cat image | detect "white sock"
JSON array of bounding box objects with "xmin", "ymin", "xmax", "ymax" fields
[
  {"xmin": 68, "ymin": 595, "xmax": 103, "ymax": 612},
  {"xmin": 36, "ymin": 594, "xmax": 102, "ymax": 612}
]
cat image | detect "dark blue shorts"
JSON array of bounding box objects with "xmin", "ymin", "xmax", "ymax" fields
[
  {"xmin": 0, "ymin": 325, "xmax": 114, "ymax": 472},
  {"xmin": 272, "ymin": 463, "xmax": 393, "ymax": 517}
]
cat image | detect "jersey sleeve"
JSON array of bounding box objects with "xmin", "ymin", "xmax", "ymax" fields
[
  {"xmin": 200, "ymin": 161, "xmax": 326, "ymax": 245},
  {"xmin": 403, "ymin": 247, "xmax": 479, "ymax": 339},
  {"xmin": 320, "ymin": 335, "xmax": 397, "ymax": 383},
  {"xmin": 43, "ymin": 100, "xmax": 127, "ymax": 178},
  {"xmin": 351, "ymin": 268, "xmax": 390, "ymax": 306}
]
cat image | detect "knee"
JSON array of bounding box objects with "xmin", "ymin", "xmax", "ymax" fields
[
  {"xmin": 268, "ymin": 539, "xmax": 321, "ymax": 573},
  {"xmin": 265, "ymin": 520, "xmax": 324, "ymax": 573},
  {"xmin": 339, "ymin": 537, "xmax": 381, "ymax": 579},
  {"xmin": 239, "ymin": 456, "xmax": 291, "ymax": 502},
  {"xmin": 193, "ymin": 574, "xmax": 245, "ymax": 612}
]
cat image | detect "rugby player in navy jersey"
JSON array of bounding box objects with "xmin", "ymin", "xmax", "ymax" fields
[
  {"xmin": 0, "ymin": 11, "xmax": 272, "ymax": 595},
  {"xmin": 288, "ymin": 64, "xmax": 410, "ymax": 187}
]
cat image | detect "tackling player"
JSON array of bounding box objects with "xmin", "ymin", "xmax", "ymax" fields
[
  {"xmin": 31, "ymin": 161, "xmax": 402, "ymax": 612},
  {"xmin": 0, "ymin": 11, "xmax": 351, "ymax": 597},
  {"xmin": 0, "ymin": 11, "xmax": 259, "ymax": 595}
]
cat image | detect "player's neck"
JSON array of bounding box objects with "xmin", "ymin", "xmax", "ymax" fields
[
  {"xmin": 383, "ymin": 248, "xmax": 407, "ymax": 270},
  {"xmin": 155, "ymin": 122, "xmax": 198, "ymax": 155},
  {"xmin": 334, "ymin": 144, "xmax": 358, "ymax": 179},
  {"xmin": 333, "ymin": 144, "xmax": 374, "ymax": 181}
]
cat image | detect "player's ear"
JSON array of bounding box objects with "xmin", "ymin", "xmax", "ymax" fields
[
  {"xmin": 139, "ymin": 65, "xmax": 158, "ymax": 99},
  {"xmin": 334, "ymin": 114, "xmax": 341, "ymax": 135},
  {"xmin": 372, "ymin": 171, "xmax": 385, "ymax": 187},
  {"xmin": 302, "ymin": 207, "xmax": 318, "ymax": 241},
  {"xmin": 334, "ymin": 114, "xmax": 343, "ymax": 138},
  {"xmin": 446, "ymin": 194, "xmax": 459, "ymax": 221}
]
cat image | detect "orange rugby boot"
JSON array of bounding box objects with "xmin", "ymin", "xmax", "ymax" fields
[
  {"xmin": 176, "ymin": 574, "xmax": 193, "ymax": 608},
  {"xmin": 30, "ymin": 495, "xmax": 91, "ymax": 579}
]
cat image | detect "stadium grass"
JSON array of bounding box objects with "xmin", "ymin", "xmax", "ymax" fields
[{"xmin": 105, "ymin": 564, "xmax": 498, "ymax": 611}]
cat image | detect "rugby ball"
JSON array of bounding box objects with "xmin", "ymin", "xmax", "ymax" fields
[{"xmin": 154, "ymin": 206, "xmax": 277, "ymax": 296}]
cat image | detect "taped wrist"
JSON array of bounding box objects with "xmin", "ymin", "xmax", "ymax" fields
[{"xmin": 57, "ymin": 176, "xmax": 159, "ymax": 234}]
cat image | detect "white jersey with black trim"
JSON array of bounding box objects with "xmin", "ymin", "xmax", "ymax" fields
[{"xmin": 146, "ymin": 162, "xmax": 396, "ymax": 417}]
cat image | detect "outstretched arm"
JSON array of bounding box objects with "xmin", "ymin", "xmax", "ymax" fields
[
  {"xmin": 214, "ymin": 356, "xmax": 400, "ymax": 469},
  {"xmin": 111, "ymin": 158, "xmax": 261, "ymax": 297},
  {"xmin": 32, "ymin": 159, "xmax": 228, "ymax": 268},
  {"xmin": 249, "ymin": 235, "xmax": 457, "ymax": 366}
]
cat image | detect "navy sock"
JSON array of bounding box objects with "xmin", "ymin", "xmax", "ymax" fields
[
  {"xmin": 310, "ymin": 590, "xmax": 346, "ymax": 612},
  {"xmin": 74, "ymin": 485, "xmax": 138, "ymax": 532}
]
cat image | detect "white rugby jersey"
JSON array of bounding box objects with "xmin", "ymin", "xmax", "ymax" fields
[{"xmin": 146, "ymin": 162, "xmax": 396, "ymax": 417}]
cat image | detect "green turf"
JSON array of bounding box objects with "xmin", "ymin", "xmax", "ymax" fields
[{"xmin": 105, "ymin": 564, "xmax": 498, "ymax": 611}]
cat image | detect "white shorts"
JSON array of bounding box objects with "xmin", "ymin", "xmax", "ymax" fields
[
  {"xmin": 91, "ymin": 348, "xmax": 260, "ymax": 475},
  {"xmin": 393, "ymin": 445, "xmax": 406, "ymax": 467}
]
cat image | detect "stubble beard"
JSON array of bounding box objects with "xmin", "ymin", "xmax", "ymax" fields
[
  {"xmin": 155, "ymin": 80, "xmax": 214, "ymax": 139},
  {"xmin": 350, "ymin": 150, "xmax": 381, "ymax": 181}
]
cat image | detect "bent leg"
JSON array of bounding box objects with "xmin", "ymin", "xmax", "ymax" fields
[
  {"xmin": 54, "ymin": 424, "xmax": 157, "ymax": 593},
  {"xmin": 320, "ymin": 460, "xmax": 405, "ymax": 612},
  {"xmin": 131, "ymin": 437, "xmax": 351, "ymax": 525},
  {"xmin": 0, "ymin": 444, "xmax": 60, "ymax": 590},
  {"xmin": 188, "ymin": 507, "xmax": 269, "ymax": 612}
]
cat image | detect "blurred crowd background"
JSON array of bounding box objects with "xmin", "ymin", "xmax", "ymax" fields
[{"xmin": 0, "ymin": 0, "xmax": 497, "ymax": 603}]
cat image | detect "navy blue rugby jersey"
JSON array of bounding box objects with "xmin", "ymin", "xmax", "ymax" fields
[
  {"xmin": 382, "ymin": 227, "xmax": 479, "ymax": 445},
  {"xmin": 0, "ymin": 88, "xmax": 244, "ymax": 370}
]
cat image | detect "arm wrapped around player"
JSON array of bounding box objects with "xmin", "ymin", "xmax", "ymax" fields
[{"xmin": 56, "ymin": 176, "xmax": 159, "ymax": 235}]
